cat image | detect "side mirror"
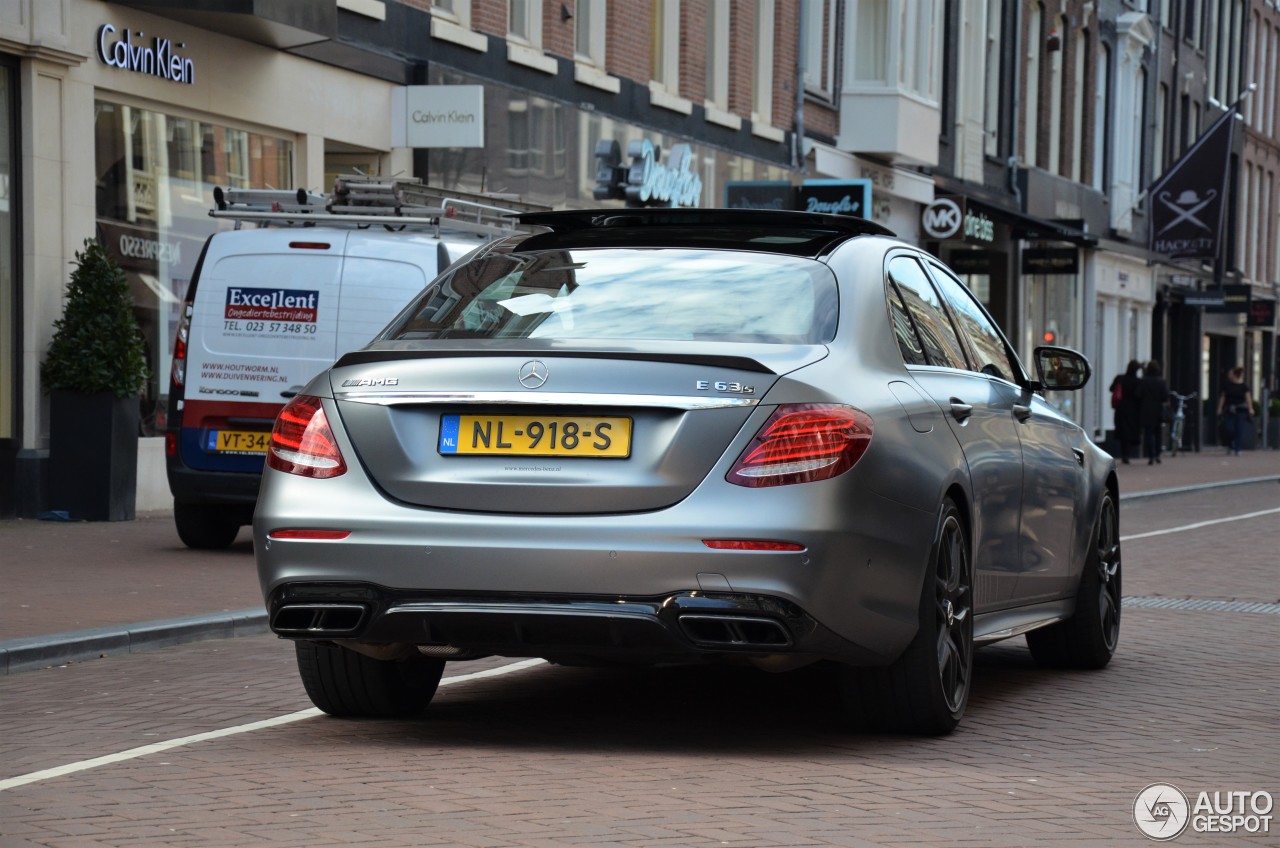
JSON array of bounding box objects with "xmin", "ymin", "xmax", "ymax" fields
[{"xmin": 1034, "ymin": 346, "xmax": 1091, "ymax": 391}]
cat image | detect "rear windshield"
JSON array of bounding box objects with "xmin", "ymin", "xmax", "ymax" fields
[{"xmin": 381, "ymin": 248, "xmax": 838, "ymax": 344}]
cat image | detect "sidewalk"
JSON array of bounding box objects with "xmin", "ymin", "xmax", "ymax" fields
[{"xmin": 3, "ymin": 446, "xmax": 1280, "ymax": 674}]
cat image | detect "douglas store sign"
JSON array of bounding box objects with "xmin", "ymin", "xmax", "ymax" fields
[{"xmin": 594, "ymin": 139, "xmax": 703, "ymax": 208}]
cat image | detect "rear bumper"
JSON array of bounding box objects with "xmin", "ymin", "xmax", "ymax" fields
[
  {"xmin": 265, "ymin": 582, "xmax": 890, "ymax": 665},
  {"xmin": 166, "ymin": 459, "xmax": 262, "ymax": 506}
]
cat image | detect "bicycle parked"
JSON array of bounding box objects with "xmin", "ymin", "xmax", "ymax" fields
[{"xmin": 1169, "ymin": 391, "xmax": 1196, "ymax": 456}]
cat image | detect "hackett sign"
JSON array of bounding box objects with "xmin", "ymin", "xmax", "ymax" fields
[{"xmin": 97, "ymin": 24, "xmax": 195, "ymax": 85}]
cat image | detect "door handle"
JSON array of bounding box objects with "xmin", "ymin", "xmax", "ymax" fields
[
  {"xmin": 1072, "ymin": 448, "xmax": 1085, "ymax": 466},
  {"xmin": 949, "ymin": 399, "xmax": 973, "ymax": 422},
  {"xmin": 1013, "ymin": 404, "xmax": 1032, "ymax": 421}
]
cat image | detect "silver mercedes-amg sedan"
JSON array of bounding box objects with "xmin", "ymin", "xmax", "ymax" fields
[{"xmin": 254, "ymin": 209, "xmax": 1120, "ymax": 734}]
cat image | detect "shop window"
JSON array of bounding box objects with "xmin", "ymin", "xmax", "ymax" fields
[
  {"xmin": 507, "ymin": 102, "xmax": 530, "ymax": 174},
  {"xmin": 94, "ymin": 100, "xmax": 292, "ymax": 436}
]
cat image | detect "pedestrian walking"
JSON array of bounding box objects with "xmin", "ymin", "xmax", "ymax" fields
[
  {"xmin": 1138, "ymin": 359, "xmax": 1170, "ymax": 464},
  {"xmin": 1109, "ymin": 359, "xmax": 1142, "ymax": 463},
  {"xmin": 1216, "ymin": 366, "xmax": 1254, "ymax": 455}
]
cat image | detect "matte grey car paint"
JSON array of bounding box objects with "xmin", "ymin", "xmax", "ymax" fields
[{"xmin": 255, "ymin": 231, "xmax": 1114, "ymax": 669}]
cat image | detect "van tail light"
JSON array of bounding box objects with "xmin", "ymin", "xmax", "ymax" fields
[
  {"xmin": 267, "ymin": 396, "xmax": 347, "ymax": 478},
  {"xmin": 170, "ymin": 300, "xmax": 192, "ymax": 389},
  {"xmin": 726, "ymin": 404, "xmax": 872, "ymax": 488}
]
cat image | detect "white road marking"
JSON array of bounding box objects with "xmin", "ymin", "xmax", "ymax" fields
[
  {"xmin": 1120, "ymin": 507, "xmax": 1280, "ymax": 542},
  {"xmin": 0, "ymin": 657, "xmax": 546, "ymax": 792}
]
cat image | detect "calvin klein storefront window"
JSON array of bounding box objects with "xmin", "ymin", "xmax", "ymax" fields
[
  {"xmin": 94, "ymin": 101, "xmax": 292, "ymax": 435},
  {"xmin": 419, "ymin": 67, "xmax": 791, "ymax": 209}
]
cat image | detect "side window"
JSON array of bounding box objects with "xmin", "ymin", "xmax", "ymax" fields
[
  {"xmin": 886, "ymin": 279, "xmax": 928, "ymax": 365},
  {"xmin": 886, "ymin": 256, "xmax": 969, "ymax": 369},
  {"xmin": 926, "ymin": 261, "xmax": 1020, "ymax": 383}
]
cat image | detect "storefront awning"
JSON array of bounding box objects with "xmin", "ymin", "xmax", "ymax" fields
[{"xmin": 969, "ymin": 200, "xmax": 1098, "ymax": 246}]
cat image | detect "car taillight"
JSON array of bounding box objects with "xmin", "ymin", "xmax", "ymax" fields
[
  {"xmin": 726, "ymin": 404, "xmax": 872, "ymax": 488},
  {"xmin": 170, "ymin": 301, "xmax": 192, "ymax": 388},
  {"xmin": 267, "ymin": 395, "xmax": 347, "ymax": 478}
]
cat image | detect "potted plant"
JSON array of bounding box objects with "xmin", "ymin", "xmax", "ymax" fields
[{"xmin": 40, "ymin": 239, "xmax": 150, "ymax": 520}]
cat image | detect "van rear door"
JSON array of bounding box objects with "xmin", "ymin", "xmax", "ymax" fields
[
  {"xmin": 333, "ymin": 231, "xmax": 443, "ymax": 354},
  {"xmin": 179, "ymin": 231, "xmax": 346, "ymax": 472}
]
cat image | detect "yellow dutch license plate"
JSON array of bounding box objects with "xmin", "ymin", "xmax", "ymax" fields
[
  {"xmin": 208, "ymin": 429, "xmax": 270, "ymax": 453},
  {"xmin": 439, "ymin": 414, "xmax": 631, "ymax": 458}
]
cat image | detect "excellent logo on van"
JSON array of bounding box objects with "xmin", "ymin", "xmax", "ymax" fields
[{"xmin": 225, "ymin": 287, "xmax": 319, "ymax": 322}]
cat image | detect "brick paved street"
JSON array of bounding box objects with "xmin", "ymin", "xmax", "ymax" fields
[{"xmin": 1, "ymin": 479, "xmax": 1277, "ymax": 846}]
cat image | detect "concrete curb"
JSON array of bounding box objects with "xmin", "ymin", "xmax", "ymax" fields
[
  {"xmin": 0, "ymin": 609, "xmax": 268, "ymax": 675},
  {"xmin": 1119, "ymin": 474, "xmax": 1280, "ymax": 501}
]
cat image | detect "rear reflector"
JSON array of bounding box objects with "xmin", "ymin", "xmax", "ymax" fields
[
  {"xmin": 703, "ymin": 540, "xmax": 806, "ymax": 551},
  {"xmin": 727, "ymin": 403, "xmax": 873, "ymax": 487},
  {"xmin": 268, "ymin": 529, "xmax": 351, "ymax": 541},
  {"xmin": 266, "ymin": 395, "xmax": 348, "ymax": 478}
]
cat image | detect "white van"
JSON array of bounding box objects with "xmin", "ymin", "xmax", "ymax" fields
[{"xmin": 166, "ymin": 180, "xmax": 536, "ymax": 548}]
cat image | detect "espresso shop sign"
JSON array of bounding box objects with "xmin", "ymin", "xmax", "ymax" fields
[{"xmin": 97, "ymin": 24, "xmax": 195, "ymax": 85}]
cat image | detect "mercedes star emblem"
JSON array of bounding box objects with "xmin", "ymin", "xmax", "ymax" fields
[{"xmin": 518, "ymin": 360, "xmax": 549, "ymax": 389}]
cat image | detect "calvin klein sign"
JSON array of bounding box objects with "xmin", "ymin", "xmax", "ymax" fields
[
  {"xmin": 391, "ymin": 86, "xmax": 485, "ymax": 148},
  {"xmin": 97, "ymin": 24, "xmax": 195, "ymax": 85}
]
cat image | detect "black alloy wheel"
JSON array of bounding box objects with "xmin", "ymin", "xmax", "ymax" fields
[
  {"xmin": 1026, "ymin": 490, "xmax": 1121, "ymax": 669},
  {"xmin": 841, "ymin": 498, "xmax": 973, "ymax": 735},
  {"xmin": 933, "ymin": 508, "xmax": 974, "ymax": 715}
]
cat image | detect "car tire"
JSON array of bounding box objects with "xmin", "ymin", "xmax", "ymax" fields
[
  {"xmin": 295, "ymin": 641, "xmax": 446, "ymax": 718},
  {"xmin": 174, "ymin": 502, "xmax": 242, "ymax": 550},
  {"xmin": 841, "ymin": 498, "xmax": 973, "ymax": 735},
  {"xmin": 1026, "ymin": 490, "xmax": 1121, "ymax": 669}
]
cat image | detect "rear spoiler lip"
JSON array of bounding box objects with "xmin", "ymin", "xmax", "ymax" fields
[{"xmin": 334, "ymin": 347, "xmax": 789, "ymax": 375}]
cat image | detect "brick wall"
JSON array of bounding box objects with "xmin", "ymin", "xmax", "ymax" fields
[{"xmin": 605, "ymin": 0, "xmax": 652, "ymax": 85}]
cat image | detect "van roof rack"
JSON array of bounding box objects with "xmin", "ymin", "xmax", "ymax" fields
[{"xmin": 210, "ymin": 175, "xmax": 549, "ymax": 239}]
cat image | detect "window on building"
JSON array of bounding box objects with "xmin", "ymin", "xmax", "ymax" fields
[
  {"xmin": 802, "ymin": 0, "xmax": 837, "ymax": 99},
  {"xmin": 1153, "ymin": 82, "xmax": 1167, "ymax": 177},
  {"xmin": 1071, "ymin": 29, "xmax": 1087, "ymax": 182},
  {"xmin": 1048, "ymin": 16, "xmax": 1065, "ymax": 175},
  {"xmin": 509, "ymin": 0, "xmax": 542, "ymax": 46},
  {"xmin": 983, "ymin": 0, "xmax": 1003, "ymax": 157},
  {"xmin": 432, "ymin": 0, "xmax": 469, "ymax": 25},
  {"xmin": 1093, "ymin": 43, "xmax": 1109, "ymax": 191},
  {"xmin": 652, "ymin": 0, "xmax": 681, "ymax": 92},
  {"xmin": 1184, "ymin": 0, "xmax": 1201, "ymax": 46},
  {"xmin": 1025, "ymin": 3, "xmax": 1042, "ymax": 167},
  {"xmin": 574, "ymin": 0, "xmax": 605, "ymax": 68},
  {"xmin": 853, "ymin": 0, "xmax": 887, "ymax": 83},
  {"xmin": 1228, "ymin": 0, "xmax": 1244, "ymax": 103},
  {"xmin": 706, "ymin": 0, "xmax": 730, "ymax": 110},
  {"xmin": 753, "ymin": 0, "xmax": 775, "ymax": 128},
  {"xmin": 507, "ymin": 101, "xmax": 529, "ymax": 173},
  {"xmin": 1270, "ymin": 25, "xmax": 1278, "ymax": 135},
  {"xmin": 1132, "ymin": 67, "xmax": 1145, "ymax": 204}
]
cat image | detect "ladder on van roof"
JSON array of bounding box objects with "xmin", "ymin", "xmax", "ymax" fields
[{"xmin": 210, "ymin": 174, "xmax": 549, "ymax": 239}]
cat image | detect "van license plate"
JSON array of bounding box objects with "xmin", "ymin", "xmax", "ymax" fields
[
  {"xmin": 439, "ymin": 415, "xmax": 631, "ymax": 458},
  {"xmin": 208, "ymin": 430, "xmax": 270, "ymax": 453}
]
